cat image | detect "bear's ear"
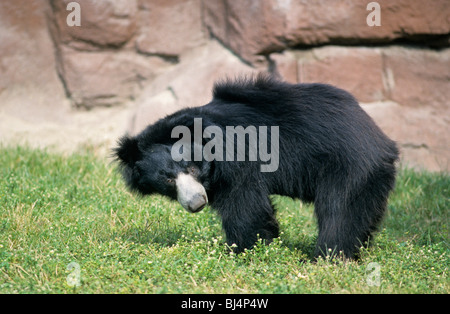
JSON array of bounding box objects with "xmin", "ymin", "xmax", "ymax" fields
[{"xmin": 114, "ymin": 136, "xmax": 141, "ymax": 167}]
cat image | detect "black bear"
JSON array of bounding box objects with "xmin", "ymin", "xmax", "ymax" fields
[{"xmin": 114, "ymin": 75, "xmax": 398, "ymax": 259}]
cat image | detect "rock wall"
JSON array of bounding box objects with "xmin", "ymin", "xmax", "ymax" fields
[
  {"xmin": 204, "ymin": 0, "xmax": 449, "ymax": 63},
  {"xmin": 0, "ymin": 0, "xmax": 449, "ymax": 171}
]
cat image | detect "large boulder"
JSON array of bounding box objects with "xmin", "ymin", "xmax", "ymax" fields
[
  {"xmin": 363, "ymin": 101, "xmax": 449, "ymax": 172},
  {"xmin": 128, "ymin": 40, "xmax": 256, "ymax": 135},
  {"xmin": 0, "ymin": 0, "xmax": 68, "ymax": 122},
  {"xmin": 49, "ymin": 0, "xmax": 139, "ymax": 50},
  {"xmin": 136, "ymin": 0, "xmax": 206, "ymax": 57},
  {"xmin": 56, "ymin": 46, "xmax": 172, "ymax": 108},
  {"xmin": 270, "ymin": 46, "xmax": 450, "ymax": 106},
  {"xmin": 47, "ymin": 0, "xmax": 208, "ymax": 108},
  {"xmin": 383, "ymin": 47, "xmax": 450, "ymax": 110},
  {"xmin": 204, "ymin": 0, "xmax": 450, "ymax": 63}
]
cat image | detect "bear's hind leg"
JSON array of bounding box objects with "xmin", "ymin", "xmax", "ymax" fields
[
  {"xmin": 314, "ymin": 168, "xmax": 395, "ymax": 259},
  {"xmin": 314, "ymin": 207, "xmax": 372, "ymax": 259}
]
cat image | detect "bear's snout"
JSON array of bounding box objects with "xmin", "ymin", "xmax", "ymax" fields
[
  {"xmin": 187, "ymin": 194, "xmax": 207, "ymax": 213},
  {"xmin": 175, "ymin": 173, "xmax": 208, "ymax": 213}
]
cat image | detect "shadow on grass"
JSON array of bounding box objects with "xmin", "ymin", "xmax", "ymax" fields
[
  {"xmin": 116, "ymin": 220, "xmax": 319, "ymax": 261},
  {"xmin": 118, "ymin": 219, "xmax": 184, "ymax": 247},
  {"xmin": 280, "ymin": 234, "xmax": 317, "ymax": 262}
]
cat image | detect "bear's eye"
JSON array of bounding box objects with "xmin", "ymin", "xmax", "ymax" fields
[{"xmin": 167, "ymin": 178, "xmax": 175, "ymax": 184}]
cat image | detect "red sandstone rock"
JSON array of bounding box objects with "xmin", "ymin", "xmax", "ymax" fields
[
  {"xmin": 204, "ymin": 0, "xmax": 450, "ymax": 63},
  {"xmin": 136, "ymin": 0, "xmax": 206, "ymax": 57},
  {"xmin": 0, "ymin": 0, "xmax": 448, "ymax": 171},
  {"xmin": 50, "ymin": 0, "xmax": 138, "ymax": 49}
]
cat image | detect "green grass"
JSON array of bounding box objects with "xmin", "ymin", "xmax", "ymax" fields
[{"xmin": 0, "ymin": 146, "xmax": 448, "ymax": 293}]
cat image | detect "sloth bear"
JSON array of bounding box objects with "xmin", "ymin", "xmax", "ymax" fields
[{"xmin": 114, "ymin": 75, "xmax": 398, "ymax": 259}]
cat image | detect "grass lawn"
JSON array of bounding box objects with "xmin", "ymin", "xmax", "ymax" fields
[{"xmin": 0, "ymin": 146, "xmax": 448, "ymax": 293}]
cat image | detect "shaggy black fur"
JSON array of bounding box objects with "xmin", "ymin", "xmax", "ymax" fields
[{"xmin": 114, "ymin": 75, "xmax": 399, "ymax": 259}]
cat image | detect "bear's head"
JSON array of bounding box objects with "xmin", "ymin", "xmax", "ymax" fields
[{"xmin": 114, "ymin": 136, "xmax": 210, "ymax": 213}]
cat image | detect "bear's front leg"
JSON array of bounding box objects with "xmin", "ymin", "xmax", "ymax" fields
[
  {"xmin": 213, "ymin": 188, "xmax": 279, "ymax": 253},
  {"xmin": 222, "ymin": 217, "xmax": 279, "ymax": 253}
]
